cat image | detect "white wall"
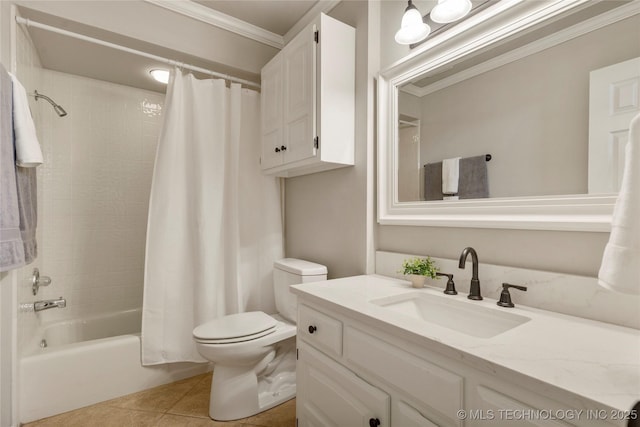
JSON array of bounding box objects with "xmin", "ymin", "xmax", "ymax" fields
[{"xmin": 285, "ymin": 1, "xmax": 373, "ymax": 279}]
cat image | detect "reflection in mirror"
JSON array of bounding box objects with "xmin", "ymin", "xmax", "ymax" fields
[{"xmin": 396, "ymin": 2, "xmax": 640, "ymax": 202}]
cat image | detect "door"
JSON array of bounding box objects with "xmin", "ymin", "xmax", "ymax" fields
[
  {"xmin": 397, "ymin": 119, "xmax": 421, "ymax": 202},
  {"xmin": 261, "ymin": 55, "xmax": 283, "ymax": 170},
  {"xmin": 588, "ymin": 56, "xmax": 640, "ymax": 193},
  {"xmin": 282, "ymin": 24, "xmax": 316, "ymax": 165},
  {"xmin": 297, "ymin": 342, "xmax": 390, "ymax": 427}
]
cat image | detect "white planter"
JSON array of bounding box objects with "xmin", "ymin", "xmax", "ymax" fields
[{"xmin": 407, "ymin": 274, "xmax": 426, "ymax": 288}]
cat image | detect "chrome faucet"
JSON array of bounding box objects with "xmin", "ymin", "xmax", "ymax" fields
[
  {"xmin": 458, "ymin": 247, "xmax": 482, "ymax": 300},
  {"xmin": 34, "ymin": 297, "xmax": 66, "ymax": 312}
]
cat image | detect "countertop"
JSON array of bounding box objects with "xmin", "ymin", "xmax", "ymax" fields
[{"xmin": 291, "ymin": 274, "xmax": 640, "ymax": 413}]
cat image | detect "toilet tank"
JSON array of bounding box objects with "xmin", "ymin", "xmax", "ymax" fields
[{"xmin": 274, "ymin": 258, "xmax": 327, "ymax": 323}]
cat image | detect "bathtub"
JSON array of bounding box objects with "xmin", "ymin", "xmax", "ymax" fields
[{"xmin": 19, "ymin": 309, "xmax": 210, "ymax": 423}]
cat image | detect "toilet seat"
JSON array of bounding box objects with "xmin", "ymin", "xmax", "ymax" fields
[{"xmin": 193, "ymin": 311, "xmax": 277, "ymax": 344}]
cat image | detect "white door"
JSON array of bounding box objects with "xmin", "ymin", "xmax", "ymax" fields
[
  {"xmin": 588, "ymin": 56, "xmax": 640, "ymax": 193},
  {"xmin": 282, "ymin": 24, "xmax": 316, "ymax": 165},
  {"xmin": 297, "ymin": 342, "xmax": 390, "ymax": 427},
  {"xmin": 261, "ymin": 55, "xmax": 283, "ymax": 170}
]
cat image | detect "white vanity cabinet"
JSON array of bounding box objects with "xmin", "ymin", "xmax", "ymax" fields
[
  {"xmin": 295, "ymin": 298, "xmax": 626, "ymax": 427},
  {"xmin": 260, "ymin": 13, "xmax": 355, "ymax": 177}
]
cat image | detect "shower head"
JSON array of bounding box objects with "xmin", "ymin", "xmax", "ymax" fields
[{"xmin": 32, "ymin": 90, "xmax": 68, "ymax": 117}]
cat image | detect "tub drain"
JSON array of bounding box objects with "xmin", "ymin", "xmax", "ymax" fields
[{"xmin": 40, "ymin": 339, "xmax": 47, "ymax": 348}]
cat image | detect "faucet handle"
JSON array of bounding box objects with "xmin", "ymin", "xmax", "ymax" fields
[
  {"xmin": 32, "ymin": 268, "xmax": 52, "ymax": 296},
  {"xmin": 497, "ymin": 283, "xmax": 527, "ymax": 308},
  {"xmin": 436, "ymin": 272, "xmax": 457, "ymax": 295}
]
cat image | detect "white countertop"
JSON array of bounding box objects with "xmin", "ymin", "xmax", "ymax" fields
[{"xmin": 291, "ymin": 274, "xmax": 640, "ymax": 413}]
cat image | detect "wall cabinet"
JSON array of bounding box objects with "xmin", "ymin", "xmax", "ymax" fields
[
  {"xmin": 260, "ymin": 13, "xmax": 355, "ymax": 177},
  {"xmin": 296, "ymin": 301, "xmax": 623, "ymax": 427}
]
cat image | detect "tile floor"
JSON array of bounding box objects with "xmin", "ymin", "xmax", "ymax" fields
[{"xmin": 23, "ymin": 373, "xmax": 296, "ymax": 427}]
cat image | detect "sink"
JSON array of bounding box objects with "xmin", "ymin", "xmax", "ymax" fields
[{"xmin": 370, "ymin": 292, "xmax": 530, "ymax": 338}]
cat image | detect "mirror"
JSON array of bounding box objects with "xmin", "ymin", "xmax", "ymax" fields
[{"xmin": 378, "ymin": 0, "xmax": 640, "ymax": 231}]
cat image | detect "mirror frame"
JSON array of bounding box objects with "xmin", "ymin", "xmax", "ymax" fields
[{"xmin": 377, "ymin": 0, "xmax": 639, "ymax": 232}]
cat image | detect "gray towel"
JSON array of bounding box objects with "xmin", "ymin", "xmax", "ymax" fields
[
  {"xmin": 0, "ymin": 63, "xmax": 26, "ymax": 271},
  {"xmin": 424, "ymin": 155, "xmax": 489, "ymax": 200},
  {"xmin": 459, "ymin": 155, "xmax": 489, "ymax": 199},
  {"xmin": 15, "ymin": 165, "xmax": 37, "ymax": 264},
  {"xmin": 424, "ymin": 162, "xmax": 443, "ymax": 201}
]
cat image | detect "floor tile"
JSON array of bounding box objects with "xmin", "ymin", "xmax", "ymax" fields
[
  {"xmin": 24, "ymin": 406, "xmax": 163, "ymax": 427},
  {"xmin": 157, "ymin": 413, "xmax": 244, "ymax": 427},
  {"xmin": 99, "ymin": 373, "xmax": 206, "ymax": 413},
  {"xmin": 167, "ymin": 373, "xmax": 213, "ymax": 418}
]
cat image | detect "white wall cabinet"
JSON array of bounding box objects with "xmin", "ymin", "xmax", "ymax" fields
[
  {"xmin": 296, "ymin": 300, "xmax": 624, "ymax": 427},
  {"xmin": 260, "ymin": 13, "xmax": 355, "ymax": 177}
]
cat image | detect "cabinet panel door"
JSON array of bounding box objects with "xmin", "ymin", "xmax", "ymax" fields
[
  {"xmin": 283, "ymin": 25, "xmax": 316, "ymax": 165},
  {"xmin": 261, "ymin": 56, "xmax": 283, "ymax": 169},
  {"xmin": 396, "ymin": 401, "xmax": 441, "ymax": 427},
  {"xmin": 298, "ymin": 342, "xmax": 390, "ymax": 427}
]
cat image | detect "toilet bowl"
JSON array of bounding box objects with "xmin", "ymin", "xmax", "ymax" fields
[{"xmin": 193, "ymin": 258, "xmax": 327, "ymax": 421}]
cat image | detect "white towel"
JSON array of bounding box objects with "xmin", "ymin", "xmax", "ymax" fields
[
  {"xmin": 442, "ymin": 157, "xmax": 461, "ymax": 194},
  {"xmin": 598, "ymin": 111, "xmax": 640, "ymax": 295},
  {"xmin": 9, "ymin": 73, "xmax": 42, "ymax": 167}
]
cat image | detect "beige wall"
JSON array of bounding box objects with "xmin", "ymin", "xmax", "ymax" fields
[
  {"xmin": 285, "ymin": 1, "xmax": 371, "ymax": 279},
  {"xmin": 376, "ymin": 3, "xmax": 625, "ymax": 277}
]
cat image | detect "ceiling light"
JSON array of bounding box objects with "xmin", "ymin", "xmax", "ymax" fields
[
  {"xmin": 395, "ymin": 0, "xmax": 431, "ymax": 45},
  {"xmin": 149, "ymin": 69, "xmax": 170, "ymax": 84},
  {"xmin": 430, "ymin": 0, "xmax": 472, "ymax": 24}
]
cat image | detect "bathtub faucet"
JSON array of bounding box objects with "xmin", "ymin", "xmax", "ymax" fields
[{"xmin": 34, "ymin": 297, "xmax": 66, "ymax": 312}]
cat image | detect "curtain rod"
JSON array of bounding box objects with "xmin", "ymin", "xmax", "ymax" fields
[{"xmin": 15, "ymin": 16, "xmax": 261, "ymax": 89}]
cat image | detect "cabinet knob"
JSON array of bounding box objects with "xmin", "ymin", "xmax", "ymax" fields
[
  {"xmin": 369, "ymin": 418, "xmax": 380, "ymax": 427},
  {"xmin": 308, "ymin": 325, "xmax": 317, "ymax": 334},
  {"xmin": 280, "ymin": 145, "xmax": 287, "ymax": 151},
  {"xmin": 274, "ymin": 147, "xmax": 280, "ymax": 153}
]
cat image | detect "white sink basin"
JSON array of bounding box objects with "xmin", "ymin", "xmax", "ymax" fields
[{"xmin": 370, "ymin": 292, "xmax": 530, "ymax": 338}]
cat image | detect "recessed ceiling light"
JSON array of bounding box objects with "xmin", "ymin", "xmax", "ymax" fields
[{"xmin": 149, "ymin": 69, "xmax": 170, "ymax": 84}]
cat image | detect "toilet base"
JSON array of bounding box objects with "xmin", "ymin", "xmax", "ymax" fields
[{"xmin": 209, "ymin": 338, "xmax": 296, "ymax": 421}]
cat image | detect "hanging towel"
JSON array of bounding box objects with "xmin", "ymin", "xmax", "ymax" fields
[
  {"xmin": 8, "ymin": 72, "xmax": 42, "ymax": 167},
  {"xmin": 598, "ymin": 112, "xmax": 640, "ymax": 295},
  {"xmin": 442, "ymin": 157, "xmax": 461, "ymax": 195},
  {"xmin": 458, "ymin": 155, "xmax": 489, "ymax": 199},
  {"xmin": 424, "ymin": 162, "xmax": 443, "ymax": 201},
  {"xmin": 15, "ymin": 166, "xmax": 38, "ymax": 264},
  {"xmin": 0, "ymin": 63, "xmax": 26, "ymax": 272}
]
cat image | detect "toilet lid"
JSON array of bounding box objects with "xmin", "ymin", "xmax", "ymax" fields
[{"xmin": 193, "ymin": 311, "xmax": 277, "ymax": 341}]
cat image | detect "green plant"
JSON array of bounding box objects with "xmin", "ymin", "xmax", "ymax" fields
[{"xmin": 401, "ymin": 257, "xmax": 438, "ymax": 279}]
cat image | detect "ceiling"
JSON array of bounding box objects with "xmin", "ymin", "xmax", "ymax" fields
[{"xmin": 17, "ymin": 0, "xmax": 325, "ymax": 93}]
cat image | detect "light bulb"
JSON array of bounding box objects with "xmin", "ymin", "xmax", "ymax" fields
[
  {"xmin": 395, "ymin": 1, "xmax": 431, "ymax": 45},
  {"xmin": 430, "ymin": 0, "xmax": 472, "ymax": 24},
  {"xmin": 149, "ymin": 69, "xmax": 170, "ymax": 84}
]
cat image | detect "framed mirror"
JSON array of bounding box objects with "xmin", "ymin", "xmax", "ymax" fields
[{"xmin": 378, "ymin": 0, "xmax": 640, "ymax": 231}]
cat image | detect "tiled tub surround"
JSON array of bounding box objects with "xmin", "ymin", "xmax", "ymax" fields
[
  {"xmin": 291, "ymin": 275, "xmax": 640, "ymax": 426},
  {"xmin": 376, "ymin": 251, "xmax": 640, "ymax": 330}
]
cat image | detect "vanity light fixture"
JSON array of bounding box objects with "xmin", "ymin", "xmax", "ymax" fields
[
  {"xmin": 430, "ymin": 0, "xmax": 473, "ymax": 23},
  {"xmin": 395, "ymin": 0, "xmax": 431, "ymax": 45},
  {"xmin": 149, "ymin": 69, "xmax": 170, "ymax": 84}
]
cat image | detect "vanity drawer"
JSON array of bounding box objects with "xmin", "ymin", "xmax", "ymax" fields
[
  {"xmin": 344, "ymin": 326, "xmax": 464, "ymax": 427},
  {"xmin": 298, "ymin": 304, "xmax": 343, "ymax": 357}
]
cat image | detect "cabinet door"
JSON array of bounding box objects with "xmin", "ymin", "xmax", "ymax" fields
[
  {"xmin": 297, "ymin": 342, "xmax": 390, "ymax": 427},
  {"xmin": 261, "ymin": 55, "xmax": 283, "ymax": 170},
  {"xmin": 282, "ymin": 24, "xmax": 316, "ymax": 165}
]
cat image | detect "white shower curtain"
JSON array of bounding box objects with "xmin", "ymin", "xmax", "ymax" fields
[{"xmin": 142, "ymin": 70, "xmax": 283, "ymax": 365}]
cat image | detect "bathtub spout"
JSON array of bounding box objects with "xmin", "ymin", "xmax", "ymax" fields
[{"xmin": 34, "ymin": 297, "xmax": 66, "ymax": 312}]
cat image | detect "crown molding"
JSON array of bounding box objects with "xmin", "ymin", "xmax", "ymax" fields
[{"xmin": 144, "ymin": 0, "xmax": 284, "ymax": 49}]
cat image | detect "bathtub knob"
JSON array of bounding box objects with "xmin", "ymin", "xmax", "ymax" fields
[
  {"xmin": 32, "ymin": 268, "xmax": 52, "ymax": 296},
  {"xmin": 308, "ymin": 325, "xmax": 317, "ymax": 334}
]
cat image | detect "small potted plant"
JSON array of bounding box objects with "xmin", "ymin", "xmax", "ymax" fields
[{"xmin": 401, "ymin": 257, "xmax": 438, "ymax": 288}]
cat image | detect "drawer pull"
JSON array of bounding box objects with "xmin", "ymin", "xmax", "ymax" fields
[
  {"xmin": 369, "ymin": 418, "xmax": 380, "ymax": 427},
  {"xmin": 308, "ymin": 325, "xmax": 317, "ymax": 334}
]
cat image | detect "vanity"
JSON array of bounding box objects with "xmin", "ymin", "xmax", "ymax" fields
[{"xmin": 292, "ymin": 274, "xmax": 640, "ymax": 427}]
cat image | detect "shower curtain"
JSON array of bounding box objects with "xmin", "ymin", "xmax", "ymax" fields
[{"xmin": 142, "ymin": 70, "xmax": 283, "ymax": 365}]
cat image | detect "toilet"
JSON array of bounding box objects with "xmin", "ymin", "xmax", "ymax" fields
[{"xmin": 193, "ymin": 258, "xmax": 327, "ymax": 421}]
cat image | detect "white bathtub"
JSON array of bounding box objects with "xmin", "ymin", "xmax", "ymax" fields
[{"xmin": 19, "ymin": 309, "xmax": 209, "ymax": 423}]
